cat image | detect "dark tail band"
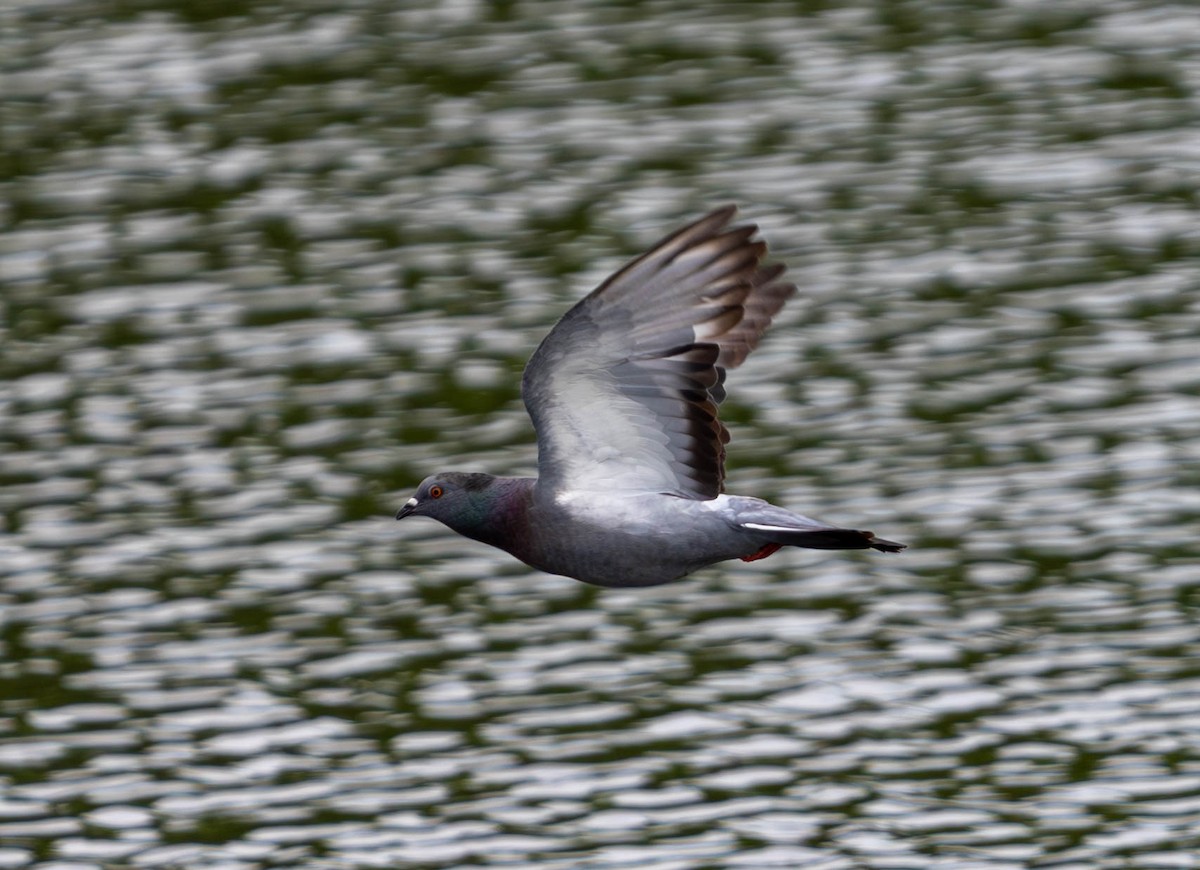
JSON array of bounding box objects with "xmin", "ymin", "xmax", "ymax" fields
[{"xmin": 767, "ymin": 527, "xmax": 906, "ymax": 553}]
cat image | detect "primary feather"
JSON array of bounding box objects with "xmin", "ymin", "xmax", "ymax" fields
[{"xmin": 522, "ymin": 206, "xmax": 795, "ymax": 499}]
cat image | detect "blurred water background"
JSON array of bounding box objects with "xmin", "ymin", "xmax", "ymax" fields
[{"xmin": 1, "ymin": 0, "xmax": 1199, "ymax": 868}]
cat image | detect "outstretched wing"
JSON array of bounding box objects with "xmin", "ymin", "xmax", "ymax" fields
[{"xmin": 521, "ymin": 206, "xmax": 796, "ymax": 499}]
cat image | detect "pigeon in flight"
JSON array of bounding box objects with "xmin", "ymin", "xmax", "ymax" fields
[{"xmin": 397, "ymin": 207, "xmax": 905, "ymax": 586}]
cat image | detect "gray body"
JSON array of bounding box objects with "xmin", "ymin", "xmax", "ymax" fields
[
  {"xmin": 522, "ymin": 490, "xmax": 840, "ymax": 587},
  {"xmin": 397, "ymin": 208, "xmax": 904, "ymax": 587}
]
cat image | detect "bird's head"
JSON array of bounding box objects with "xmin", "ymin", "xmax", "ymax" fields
[{"xmin": 395, "ymin": 472, "xmax": 499, "ymax": 530}]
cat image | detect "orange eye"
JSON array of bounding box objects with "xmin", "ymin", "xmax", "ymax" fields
[{"xmin": 429, "ymin": 485, "xmax": 444, "ymax": 499}]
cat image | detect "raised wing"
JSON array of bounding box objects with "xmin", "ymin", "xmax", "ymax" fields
[{"xmin": 521, "ymin": 206, "xmax": 796, "ymax": 499}]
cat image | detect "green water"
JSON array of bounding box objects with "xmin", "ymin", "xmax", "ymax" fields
[{"xmin": 1, "ymin": 0, "xmax": 1199, "ymax": 867}]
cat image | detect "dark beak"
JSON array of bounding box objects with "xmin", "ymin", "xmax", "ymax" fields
[{"xmin": 395, "ymin": 497, "xmax": 418, "ymax": 520}]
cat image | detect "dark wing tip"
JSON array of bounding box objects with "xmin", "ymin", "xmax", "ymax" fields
[
  {"xmin": 670, "ymin": 204, "xmax": 741, "ymax": 243},
  {"xmin": 672, "ymin": 204, "xmax": 741, "ymax": 249}
]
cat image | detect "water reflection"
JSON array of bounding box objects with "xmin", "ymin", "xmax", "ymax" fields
[{"xmin": 2, "ymin": 0, "xmax": 1199, "ymax": 867}]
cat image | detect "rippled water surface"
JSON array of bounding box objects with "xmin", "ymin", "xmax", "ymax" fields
[{"xmin": 2, "ymin": 0, "xmax": 1199, "ymax": 867}]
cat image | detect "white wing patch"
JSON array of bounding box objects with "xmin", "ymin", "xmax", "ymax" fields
[{"xmin": 742, "ymin": 522, "xmax": 803, "ymax": 532}]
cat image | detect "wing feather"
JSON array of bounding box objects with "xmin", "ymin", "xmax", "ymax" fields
[{"xmin": 522, "ymin": 207, "xmax": 797, "ymax": 498}]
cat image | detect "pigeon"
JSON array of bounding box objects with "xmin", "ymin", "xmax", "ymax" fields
[{"xmin": 397, "ymin": 206, "xmax": 905, "ymax": 587}]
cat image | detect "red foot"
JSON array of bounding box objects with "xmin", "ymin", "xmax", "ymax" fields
[{"xmin": 741, "ymin": 542, "xmax": 782, "ymax": 562}]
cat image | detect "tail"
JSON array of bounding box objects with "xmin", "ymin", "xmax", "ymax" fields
[
  {"xmin": 780, "ymin": 528, "xmax": 906, "ymax": 553},
  {"xmin": 741, "ymin": 521, "xmax": 906, "ymax": 554}
]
